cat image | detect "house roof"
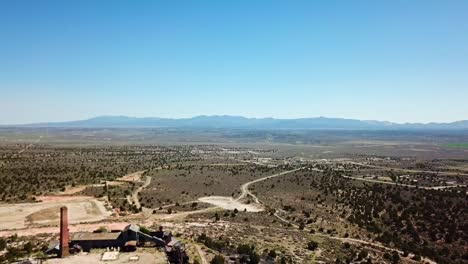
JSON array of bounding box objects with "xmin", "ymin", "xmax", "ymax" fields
[{"xmin": 71, "ymin": 232, "xmax": 121, "ymax": 241}]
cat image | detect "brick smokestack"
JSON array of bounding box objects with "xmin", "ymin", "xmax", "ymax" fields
[{"xmin": 60, "ymin": 206, "xmax": 69, "ymax": 258}]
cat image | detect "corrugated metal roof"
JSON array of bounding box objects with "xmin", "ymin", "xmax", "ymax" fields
[
  {"xmin": 71, "ymin": 232, "xmax": 121, "ymax": 241},
  {"xmin": 123, "ymin": 224, "xmax": 140, "ymax": 232}
]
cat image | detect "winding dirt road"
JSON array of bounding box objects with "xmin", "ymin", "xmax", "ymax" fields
[
  {"xmin": 240, "ymin": 165, "xmax": 438, "ymax": 264},
  {"xmin": 309, "ymin": 162, "xmax": 466, "ymax": 190},
  {"xmin": 348, "ymin": 161, "xmax": 468, "ymax": 176},
  {"xmin": 131, "ymin": 175, "xmax": 151, "ymax": 208},
  {"xmin": 342, "ymin": 175, "xmax": 467, "ymax": 190},
  {"xmin": 236, "ymin": 168, "xmax": 304, "ymax": 202},
  {"xmin": 195, "ymin": 168, "xmax": 303, "ymax": 211},
  {"xmin": 0, "ymin": 163, "xmax": 441, "ymax": 263},
  {"xmin": 272, "ymin": 211, "xmax": 436, "ymax": 264}
]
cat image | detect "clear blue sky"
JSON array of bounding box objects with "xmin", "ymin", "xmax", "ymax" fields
[{"xmin": 1, "ymin": 0, "xmax": 467, "ymax": 124}]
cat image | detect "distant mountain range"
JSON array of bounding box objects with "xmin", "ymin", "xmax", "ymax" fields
[{"xmin": 10, "ymin": 115, "xmax": 468, "ymax": 130}]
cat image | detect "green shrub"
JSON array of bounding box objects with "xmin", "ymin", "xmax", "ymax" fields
[
  {"xmin": 307, "ymin": 240, "xmax": 319, "ymax": 251},
  {"xmin": 210, "ymin": 255, "xmax": 225, "ymax": 264}
]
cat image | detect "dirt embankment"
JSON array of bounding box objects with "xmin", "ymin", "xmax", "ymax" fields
[{"xmin": 0, "ymin": 196, "xmax": 111, "ymax": 231}]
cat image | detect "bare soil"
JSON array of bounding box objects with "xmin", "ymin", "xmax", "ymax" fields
[
  {"xmin": 198, "ymin": 196, "xmax": 263, "ymax": 212},
  {"xmin": 0, "ymin": 196, "xmax": 111, "ymax": 230}
]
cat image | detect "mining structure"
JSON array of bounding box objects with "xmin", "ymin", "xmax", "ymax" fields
[{"xmin": 47, "ymin": 206, "xmax": 188, "ymax": 264}]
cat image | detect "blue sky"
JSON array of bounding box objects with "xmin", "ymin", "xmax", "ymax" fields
[{"xmin": 1, "ymin": 0, "xmax": 467, "ymax": 124}]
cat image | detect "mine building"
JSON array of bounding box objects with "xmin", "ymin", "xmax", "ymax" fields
[
  {"xmin": 69, "ymin": 224, "xmax": 165, "ymax": 251},
  {"xmin": 70, "ymin": 231, "xmax": 123, "ymax": 251},
  {"xmin": 46, "ymin": 206, "xmax": 188, "ymax": 263}
]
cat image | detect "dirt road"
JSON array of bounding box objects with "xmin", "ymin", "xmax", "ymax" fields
[
  {"xmin": 131, "ymin": 176, "xmax": 151, "ymax": 209},
  {"xmin": 197, "ymin": 168, "xmax": 303, "ymax": 211},
  {"xmin": 155, "ymin": 169, "xmax": 305, "ymax": 218},
  {"xmin": 0, "ymin": 170, "xmax": 151, "ymax": 234},
  {"xmin": 235, "ymin": 159, "xmax": 276, "ymax": 167},
  {"xmin": 348, "ymin": 161, "xmax": 468, "ymax": 176},
  {"xmin": 273, "ymin": 205, "xmax": 437, "ymax": 264},
  {"xmin": 237, "ymin": 168, "xmax": 304, "ymax": 202},
  {"xmin": 116, "ymin": 170, "xmax": 145, "ymax": 182},
  {"xmin": 312, "ymin": 162, "xmax": 466, "ymax": 190},
  {"xmin": 236, "ymin": 167, "xmax": 304, "ymax": 204},
  {"xmin": 16, "ymin": 136, "xmax": 42, "ymax": 155},
  {"xmin": 0, "ymin": 163, "xmax": 439, "ymax": 264},
  {"xmin": 194, "ymin": 244, "xmax": 208, "ymax": 264},
  {"xmin": 342, "ymin": 175, "xmax": 467, "ymax": 190},
  {"xmin": 0, "ymin": 196, "xmax": 110, "ymax": 231},
  {"xmin": 239, "ymin": 166, "xmax": 438, "ymax": 264},
  {"xmin": 198, "ymin": 196, "xmax": 263, "ymax": 212},
  {"xmin": 152, "ymin": 207, "xmax": 218, "ymax": 220}
]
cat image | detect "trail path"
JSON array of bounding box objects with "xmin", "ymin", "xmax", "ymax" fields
[
  {"xmin": 272, "ymin": 201, "xmax": 437, "ymax": 264},
  {"xmin": 131, "ymin": 176, "xmax": 151, "ymax": 208},
  {"xmin": 152, "ymin": 207, "xmax": 218, "ymax": 220},
  {"xmin": 116, "ymin": 170, "xmax": 145, "ymax": 182},
  {"xmin": 194, "ymin": 244, "xmax": 208, "ymax": 264},
  {"xmin": 16, "ymin": 136, "xmax": 42, "ymax": 155},
  {"xmin": 195, "ymin": 168, "xmax": 303, "ymax": 211},
  {"xmin": 235, "ymin": 159, "xmax": 277, "ymax": 167},
  {"xmin": 237, "ymin": 168, "xmax": 304, "ymax": 202},
  {"xmin": 342, "ymin": 175, "xmax": 466, "ymax": 189},
  {"xmin": 0, "ymin": 162, "xmax": 442, "ymax": 263},
  {"xmin": 315, "ymin": 162, "xmax": 466, "ymax": 190},
  {"xmin": 348, "ymin": 161, "xmax": 468, "ymax": 176},
  {"xmin": 239, "ymin": 166, "xmax": 438, "ymax": 264}
]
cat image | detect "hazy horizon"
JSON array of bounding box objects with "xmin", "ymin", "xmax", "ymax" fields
[
  {"xmin": 3, "ymin": 114, "xmax": 468, "ymax": 127},
  {"xmin": 3, "ymin": 114, "xmax": 468, "ymax": 126},
  {"xmin": 1, "ymin": 3, "xmax": 468, "ymax": 262},
  {"xmin": 1, "ymin": 1, "xmax": 468, "ymax": 124}
]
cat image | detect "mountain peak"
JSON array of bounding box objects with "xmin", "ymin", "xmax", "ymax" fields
[{"xmin": 10, "ymin": 116, "xmax": 468, "ymax": 130}]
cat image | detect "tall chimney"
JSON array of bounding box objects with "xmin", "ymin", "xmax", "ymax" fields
[{"xmin": 60, "ymin": 206, "xmax": 69, "ymax": 258}]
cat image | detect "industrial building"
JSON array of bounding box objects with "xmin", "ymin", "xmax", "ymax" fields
[
  {"xmin": 69, "ymin": 224, "xmax": 164, "ymax": 251},
  {"xmin": 46, "ymin": 207, "xmax": 188, "ymax": 263}
]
